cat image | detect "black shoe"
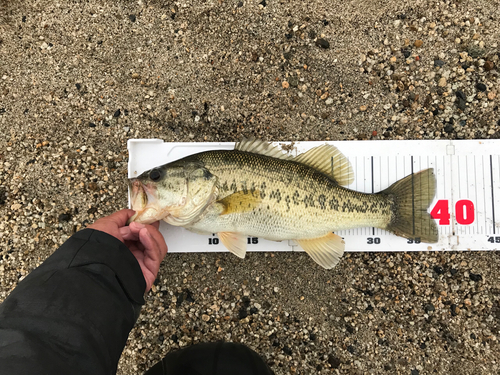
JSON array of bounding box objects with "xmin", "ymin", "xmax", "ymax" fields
[{"xmin": 144, "ymin": 342, "xmax": 274, "ymax": 375}]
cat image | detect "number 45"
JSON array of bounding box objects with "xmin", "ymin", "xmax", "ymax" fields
[{"xmin": 430, "ymin": 199, "xmax": 475, "ymax": 225}]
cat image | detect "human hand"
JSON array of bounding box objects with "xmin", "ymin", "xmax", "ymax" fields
[{"xmin": 88, "ymin": 209, "xmax": 168, "ymax": 292}]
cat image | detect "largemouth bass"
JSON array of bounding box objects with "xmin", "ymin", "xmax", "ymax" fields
[{"xmin": 128, "ymin": 139, "xmax": 438, "ymax": 269}]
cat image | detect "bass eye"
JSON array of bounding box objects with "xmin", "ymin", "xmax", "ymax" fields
[{"xmin": 149, "ymin": 169, "xmax": 162, "ymax": 182}]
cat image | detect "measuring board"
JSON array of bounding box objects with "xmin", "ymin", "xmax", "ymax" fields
[{"xmin": 127, "ymin": 139, "xmax": 500, "ymax": 253}]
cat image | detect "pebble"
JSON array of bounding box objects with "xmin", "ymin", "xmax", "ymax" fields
[
  {"xmin": 434, "ymin": 60, "xmax": 445, "ymax": 67},
  {"xmin": 282, "ymin": 81, "xmax": 289, "ymax": 89},
  {"xmin": 129, "ymin": 14, "xmax": 136, "ymax": 22},
  {"xmin": 58, "ymin": 213, "xmax": 71, "ymax": 222},
  {"xmin": 414, "ymin": 40, "xmax": 423, "ymax": 48},
  {"xmin": 484, "ymin": 61, "xmax": 495, "ymax": 71},
  {"xmin": 359, "ymin": 105, "xmax": 368, "ymax": 111},
  {"xmin": 315, "ymin": 38, "xmax": 330, "ymax": 49},
  {"xmin": 438, "ymin": 77, "xmax": 447, "ymax": 87},
  {"xmin": 476, "ymin": 83, "xmax": 487, "ymax": 92}
]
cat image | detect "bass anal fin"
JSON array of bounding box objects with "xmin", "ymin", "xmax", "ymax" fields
[{"xmin": 296, "ymin": 232, "xmax": 345, "ymax": 269}]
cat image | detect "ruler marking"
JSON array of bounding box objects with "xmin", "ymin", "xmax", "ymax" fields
[
  {"xmin": 490, "ymin": 155, "xmax": 496, "ymax": 234},
  {"xmin": 466, "ymin": 155, "xmax": 470, "ymax": 235},
  {"xmin": 457, "ymin": 155, "xmax": 462, "ymax": 234},
  {"xmin": 483, "ymin": 155, "xmax": 487, "ymax": 235},
  {"xmin": 474, "ymin": 155, "xmax": 479, "ymax": 234},
  {"xmin": 411, "ymin": 156, "xmax": 415, "ymax": 236},
  {"xmin": 371, "ymin": 156, "xmax": 375, "ymax": 236}
]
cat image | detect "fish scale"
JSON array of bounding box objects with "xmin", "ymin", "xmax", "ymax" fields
[{"xmin": 190, "ymin": 150, "xmax": 393, "ymax": 239}]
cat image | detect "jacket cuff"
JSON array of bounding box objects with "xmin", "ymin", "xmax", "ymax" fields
[{"xmin": 60, "ymin": 229, "xmax": 146, "ymax": 305}]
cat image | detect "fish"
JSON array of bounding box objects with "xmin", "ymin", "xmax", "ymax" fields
[{"xmin": 128, "ymin": 138, "xmax": 438, "ymax": 269}]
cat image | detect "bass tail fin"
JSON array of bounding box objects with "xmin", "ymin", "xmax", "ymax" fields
[{"xmin": 382, "ymin": 168, "xmax": 438, "ymax": 243}]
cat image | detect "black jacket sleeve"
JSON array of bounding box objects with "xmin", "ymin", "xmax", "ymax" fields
[{"xmin": 0, "ymin": 229, "xmax": 146, "ymax": 375}]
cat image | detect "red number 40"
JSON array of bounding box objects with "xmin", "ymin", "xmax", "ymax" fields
[{"xmin": 430, "ymin": 199, "xmax": 475, "ymax": 225}]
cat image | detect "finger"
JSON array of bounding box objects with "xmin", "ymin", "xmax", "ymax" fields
[
  {"xmin": 139, "ymin": 228, "xmax": 161, "ymax": 264},
  {"xmin": 105, "ymin": 209, "xmax": 136, "ymax": 227},
  {"xmin": 129, "ymin": 222, "xmax": 146, "ymax": 233},
  {"xmin": 144, "ymin": 225, "xmax": 168, "ymax": 258},
  {"xmin": 120, "ymin": 227, "xmax": 140, "ymax": 241},
  {"xmin": 150, "ymin": 221, "xmax": 160, "ymax": 230}
]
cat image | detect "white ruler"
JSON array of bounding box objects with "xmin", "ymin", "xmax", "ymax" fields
[{"xmin": 128, "ymin": 139, "xmax": 500, "ymax": 253}]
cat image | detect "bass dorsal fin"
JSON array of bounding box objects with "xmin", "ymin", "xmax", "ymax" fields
[
  {"xmin": 235, "ymin": 138, "xmax": 354, "ymax": 186},
  {"xmin": 235, "ymin": 137, "xmax": 292, "ymax": 160},
  {"xmin": 294, "ymin": 144, "xmax": 354, "ymax": 186}
]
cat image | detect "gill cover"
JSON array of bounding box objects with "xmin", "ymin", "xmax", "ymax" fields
[{"xmin": 164, "ymin": 166, "xmax": 219, "ymax": 226}]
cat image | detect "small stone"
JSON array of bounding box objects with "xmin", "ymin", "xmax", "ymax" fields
[
  {"xmin": 325, "ymin": 98, "xmax": 334, "ymax": 105},
  {"xmin": 58, "ymin": 213, "xmax": 71, "ymax": 222},
  {"xmin": 414, "ymin": 40, "xmax": 423, "ymax": 48},
  {"xmin": 113, "ymin": 109, "xmax": 121, "ymax": 117},
  {"xmin": 359, "ymin": 105, "xmax": 368, "ymax": 111},
  {"xmin": 201, "ymin": 314, "xmax": 210, "ymax": 322},
  {"xmin": 315, "ymin": 38, "xmax": 330, "ymax": 49},
  {"xmin": 424, "ymin": 304, "xmax": 435, "ymax": 312},
  {"xmin": 390, "ymin": 56, "xmax": 397, "ymax": 63},
  {"xmin": 434, "ymin": 60, "xmax": 445, "ymax": 67},
  {"xmin": 89, "ymin": 122, "xmax": 96, "ymax": 128},
  {"xmin": 488, "ymin": 92, "xmax": 496, "ymax": 100},
  {"xmin": 444, "ymin": 123, "xmax": 454, "ymax": 133},
  {"xmin": 402, "ymin": 49, "xmax": 411, "ymax": 58},
  {"xmin": 328, "ymin": 355, "xmax": 341, "ymax": 369},
  {"xmin": 456, "ymin": 98, "xmax": 466, "ymax": 111},
  {"xmin": 455, "ymin": 91, "xmax": 466, "ymax": 100},
  {"xmin": 476, "ymin": 83, "xmax": 487, "ymax": 92},
  {"xmin": 131, "ymin": 73, "xmax": 140, "ymax": 79},
  {"xmin": 450, "ymin": 304, "xmax": 459, "ymax": 316},
  {"xmin": 467, "ymin": 45, "xmax": 485, "ymax": 58},
  {"xmin": 129, "ymin": 14, "xmax": 136, "ymax": 22},
  {"xmin": 484, "ymin": 61, "xmax": 494, "ymax": 71},
  {"xmin": 411, "ymin": 370, "xmax": 420, "ymax": 375},
  {"xmin": 438, "ymin": 77, "xmax": 447, "ymax": 87},
  {"xmin": 282, "ymin": 81, "xmax": 289, "ymax": 89},
  {"xmin": 88, "ymin": 182, "xmax": 98, "ymax": 191},
  {"xmin": 238, "ymin": 307, "xmax": 248, "ymax": 319},
  {"xmin": 469, "ymin": 273, "xmax": 482, "ymax": 282},
  {"xmin": 11, "ymin": 203, "xmax": 22, "ymax": 211},
  {"xmin": 0, "ymin": 188, "xmax": 6, "ymax": 205},
  {"xmin": 282, "ymin": 346, "xmax": 292, "ymax": 355}
]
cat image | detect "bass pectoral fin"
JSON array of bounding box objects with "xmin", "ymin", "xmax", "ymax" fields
[
  {"xmin": 219, "ymin": 232, "xmax": 247, "ymax": 259},
  {"xmin": 218, "ymin": 190, "xmax": 261, "ymax": 215},
  {"xmin": 296, "ymin": 233, "xmax": 345, "ymax": 269}
]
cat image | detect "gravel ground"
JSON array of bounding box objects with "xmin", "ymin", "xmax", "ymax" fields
[{"xmin": 1, "ymin": 0, "xmax": 500, "ymax": 373}]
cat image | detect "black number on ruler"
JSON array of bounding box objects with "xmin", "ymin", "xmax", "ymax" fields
[
  {"xmin": 407, "ymin": 238, "xmax": 421, "ymax": 244},
  {"xmin": 208, "ymin": 238, "xmax": 219, "ymax": 245},
  {"xmin": 367, "ymin": 237, "xmax": 381, "ymax": 244},
  {"xmin": 487, "ymin": 236, "xmax": 500, "ymax": 243},
  {"xmin": 247, "ymin": 237, "xmax": 259, "ymax": 244}
]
